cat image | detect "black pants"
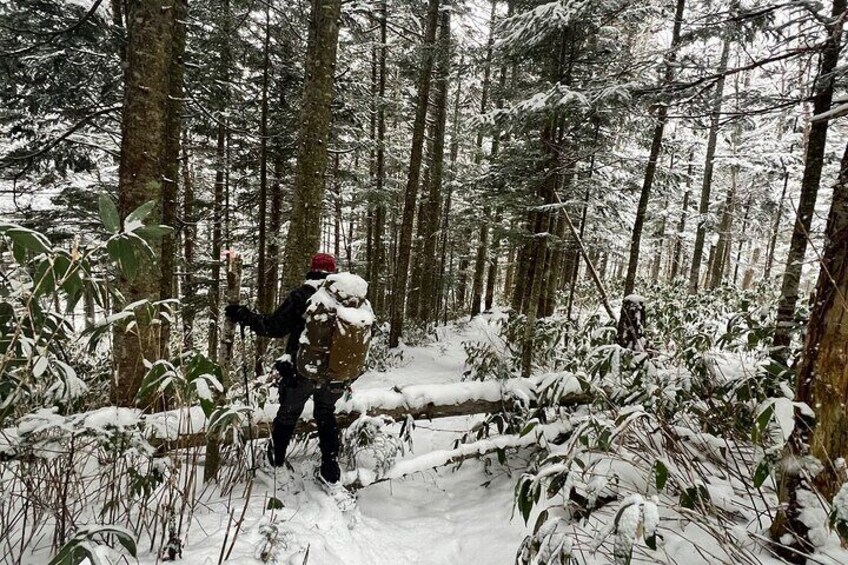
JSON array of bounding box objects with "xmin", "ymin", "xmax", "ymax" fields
[{"xmin": 270, "ymin": 368, "xmax": 344, "ymax": 483}]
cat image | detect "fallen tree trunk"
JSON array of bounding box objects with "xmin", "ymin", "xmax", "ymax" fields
[
  {"xmin": 151, "ymin": 394, "xmax": 588, "ymax": 453},
  {"xmin": 148, "ymin": 376, "xmax": 592, "ymax": 453},
  {"xmin": 1, "ymin": 376, "xmax": 591, "ymax": 460},
  {"xmin": 344, "ymin": 422, "xmax": 571, "ymax": 490}
]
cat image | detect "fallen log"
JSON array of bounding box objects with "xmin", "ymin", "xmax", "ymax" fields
[
  {"xmin": 148, "ymin": 375, "xmax": 591, "ymax": 453},
  {"xmin": 1, "ymin": 374, "xmax": 591, "ymax": 459},
  {"xmin": 343, "ymin": 422, "xmax": 571, "ymax": 490}
]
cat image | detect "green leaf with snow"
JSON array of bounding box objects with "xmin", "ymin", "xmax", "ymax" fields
[
  {"xmin": 753, "ymin": 461, "xmax": 770, "ymax": 488},
  {"xmin": 125, "ymin": 200, "xmax": 156, "ymax": 229},
  {"xmin": 654, "ymin": 460, "xmax": 668, "ymax": 492},
  {"xmin": 107, "ymin": 237, "xmax": 139, "ymax": 279},
  {"xmin": 4, "ymin": 225, "xmax": 51, "ymax": 255},
  {"xmin": 752, "ymin": 403, "xmax": 774, "ymax": 444},
  {"xmin": 679, "ymin": 485, "xmax": 710, "ymax": 511},
  {"xmin": 98, "ymin": 194, "xmax": 120, "ymax": 234},
  {"xmin": 136, "ymin": 225, "xmax": 173, "ymax": 240},
  {"xmin": 48, "ymin": 525, "xmax": 136, "ymax": 565},
  {"xmin": 267, "ymin": 497, "xmax": 284, "ymax": 510}
]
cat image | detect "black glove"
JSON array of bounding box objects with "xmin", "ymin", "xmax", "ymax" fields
[
  {"xmin": 224, "ymin": 304, "xmax": 252, "ymax": 325},
  {"xmin": 274, "ymin": 359, "xmax": 296, "ymax": 387}
]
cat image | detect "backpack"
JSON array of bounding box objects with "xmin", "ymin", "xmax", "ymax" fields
[{"xmin": 296, "ymin": 273, "xmax": 374, "ymax": 383}]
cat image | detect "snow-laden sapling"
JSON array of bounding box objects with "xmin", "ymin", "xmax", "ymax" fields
[
  {"xmin": 830, "ymin": 481, "xmax": 848, "ymax": 543},
  {"xmin": 256, "ymin": 521, "xmax": 296, "ymax": 564},
  {"xmin": 341, "ymin": 414, "xmax": 409, "ymax": 486},
  {"xmin": 365, "ymin": 324, "xmax": 405, "ymax": 373},
  {"xmin": 594, "ymin": 494, "xmax": 660, "ymax": 565},
  {"xmin": 516, "ymin": 516, "xmax": 573, "ymax": 565},
  {"xmin": 47, "ymin": 525, "xmax": 137, "ymax": 565}
]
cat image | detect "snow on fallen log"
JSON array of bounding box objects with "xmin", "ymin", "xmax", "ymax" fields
[
  {"xmin": 1, "ymin": 373, "xmax": 590, "ymax": 458},
  {"xmin": 149, "ymin": 373, "xmax": 589, "ymax": 452},
  {"xmin": 343, "ymin": 421, "xmax": 571, "ymax": 490}
]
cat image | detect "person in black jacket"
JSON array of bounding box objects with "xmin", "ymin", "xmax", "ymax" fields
[{"xmin": 225, "ymin": 253, "xmax": 344, "ymax": 485}]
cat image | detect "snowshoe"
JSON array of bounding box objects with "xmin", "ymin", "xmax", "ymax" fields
[
  {"xmin": 315, "ymin": 469, "xmax": 357, "ymax": 512},
  {"xmin": 254, "ymin": 446, "xmax": 304, "ymax": 495}
]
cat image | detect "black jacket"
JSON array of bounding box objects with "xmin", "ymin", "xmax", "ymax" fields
[{"xmin": 244, "ymin": 271, "xmax": 328, "ymax": 357}]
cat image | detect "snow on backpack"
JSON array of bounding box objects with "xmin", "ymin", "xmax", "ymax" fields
[{"xmin": 296, "ymin": 273, "xmax": 374, "ymax": 383}]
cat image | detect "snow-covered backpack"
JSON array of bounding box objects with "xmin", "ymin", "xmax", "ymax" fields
[{"xmin": 296, "ymin": 273, "xmax": 374, "ymax": 383}]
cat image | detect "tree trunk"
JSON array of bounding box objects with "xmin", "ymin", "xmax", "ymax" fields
[
  {"xmin": 208, "ymin": 125, "xmax": 226, "ymax": 363},
  {"xmin": 709, "ymin": 171, "xmax": 736, "ymax": 289},
  {"xmin": 207, "ymin": 0, "xmax": 232, "ymax": 363},
  {"xmin": 267, "ymin": 147, "xmax": 284, "ymax": 311},
  {"xmin": 158, "ymin": 0, "xmax": 186, "ymax": 362},
  {"xmin": 388, "ymin": 0, "xmax": 440, "ymax": 347},
  {"xmin": 437, "ymin": 63, "xmax": 464, "ymax": 324},
  {"xmin": 771, "ymin": 140, "xmax": 848, "ymax": 559},
  {"xmin": 206, "ymin": 250, "xmax": 243, "ymax": 482},
  {"xmin": 469, "ymin": 0, "xmax": 498, "ymax": 317},
  {"xmin": 742, "ymin": 247, "xmax": 760, "ymax": 290},
  {"xmin": 764, "ymin": 164, "xmax": 789, "ymax": 279},
  {"xmin": 419, "ymin": 9, "xmax": 451, "ymax": 326},
  {"xmin": 650, "ymin": 194, "xmax": 669, "ymax": 284},
  {"xmin": 521, "ymin": 214, "xmax": 550, "ymax": 378},
  {"xmin": 255, "ymin": 5, "xmax": 272, "ymax": 365},
  {"xmin": 182, "ymin": 130, "xmax": 195, "ymax": 350},
  {"xmin": 112, "ymin": 0, "xmax": 177, "ymax": 407},
  {"xmin": 688, "ymin": 38, "xmax": 730, "ymax": 293},
  {"xmin": 504, "ymin": 239, "xmax": 516, "ymax": 303},
  {"xmin": 407, "ymin": 194, "xmax": 428, "ymax": 321},
  {"xmin": 470, "ymin": 209, "xmax": 491, "ymax": 317},
  {"xmin": 484, "ymin": 210, "xmax": 502, "ymax": 312},
  {"xmin": 732, "ymin": 196, "xmax": 752, "ymax": 286},
  {"xmin": 670, "ymin": 150, "xmax": 694, "ymax": 280},
  {"xmin": 370, "ymin": 3, "xmax": 388, "ymax": 316},
  {"xmin": 773, "ymin": 0, "xmax": 845, "ymax": 362},
  {"xmin": 623, "ymin": 0, "xmax": 685, "ymax": 297},
  {"xmin": 794, "ymin": 143, "xmax": 848, "ymax": 500},
  {"xmin": 280, "ymin": 0, "xmax": 343, "ymax": 292}
]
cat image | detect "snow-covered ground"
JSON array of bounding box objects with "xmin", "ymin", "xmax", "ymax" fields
[
  {"xmin": 138, "ymin": 316, "xmax": 528, "ymax": 565},
  {"xmin": 9, "ymin": 313, "xmax": 846, "ymax": 564}
]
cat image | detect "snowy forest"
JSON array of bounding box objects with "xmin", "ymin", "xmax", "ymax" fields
[{"xmin": 3, "ymin": 0, "xmax": 848, "ymax": 563}]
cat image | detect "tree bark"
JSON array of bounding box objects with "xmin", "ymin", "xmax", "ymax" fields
[
  {"xmin": 388, "ymin": 0, "xmax": 440, "ymax": 348},
  {"xmin": 208, "ymin": 126, "xmax": 226, "ymax": 363},
  {"xmin": 206, "ymin": 250, "xmax": 242, "ymax": 482},
  {"xmin": 771, "ymin": 140, "xmax": 848, "ymax": 559},
  {"xmin": 112, "ymin": 0, "xmax": 177, "ymax": 407},
  {"xmin": 418, "ymin": 9, "xmax": 451, "ymax": 326},
  {"xmin": 708, "ymin": 169, "xmax": 736, "ymax": 289},
  {"xmin": 370, "ymin": 3, "xmax": 389, "ymax": 316},
  {"xmin": 622, "ymin": 0, "xmax": 685, "ymax": 297},
  {"xmin": 688, "ymin": 39, "xmax": 730, "ymax": 293},
  {"xmin": 181, "ymin": 130, "xmax": 195, "ymax": 350},
  {"xmin": 208, "ymin": 0, "xmax": 232, "ymax": 363},
  {"xmin": 796, "ymin": 140, "xmax": 848, "ymax": 500},
  {"xmin": 764, "ymin": 163, "xmax": 789, "ymax": 280},
  {"xmin": 670, "ymin": 151, "xmax": 694, "ymax": 280},
  {"xmin": 256, "ymin": 4, "xmax": 272, "ymax": 315},
  {"xmin": 280, "ymin": 0, "xmax": 343, "ymax": 292},
  {"xmin": 150, "ymin": 379, "xmax": 592, "ymax": 455},
  {"xmin": 773, "ymin": 0, "xmax": 846, "ymax": 363},
  {"xmin": 437, "ymin": 62, "xmax": 464, "ymax": 324},
  {"xmin": 485, "ymin": 210, "xmax": 502, "ymax": 312},
  {"xmin": 469, "ymin": 0, "xmax": 498, "ymax": 317},
  {"xmin": 158, "ymin": 0, "xmax": 187, "ymax": 363}
]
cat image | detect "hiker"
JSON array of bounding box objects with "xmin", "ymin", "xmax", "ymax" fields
[{"xmin": 224, "ymin": 253, "xmax": 367, "ymax": 501}]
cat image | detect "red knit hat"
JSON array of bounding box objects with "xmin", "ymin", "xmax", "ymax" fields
[{"xmin": 310, "ymin": 253, "xmax": 337, "ymax": 273}]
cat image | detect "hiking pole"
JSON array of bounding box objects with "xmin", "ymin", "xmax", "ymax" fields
[{"xmin": 240, "ymin": 323, "xmax": 257, "ymax": 476}]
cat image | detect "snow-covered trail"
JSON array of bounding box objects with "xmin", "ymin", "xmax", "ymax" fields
[
  {"xmin": 143, "ymin": 316, "xmax": 528, "ymax": 565},
  {"xmin": 195, "ymin": 459, "xmax": 524, "ymax": 565}
]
